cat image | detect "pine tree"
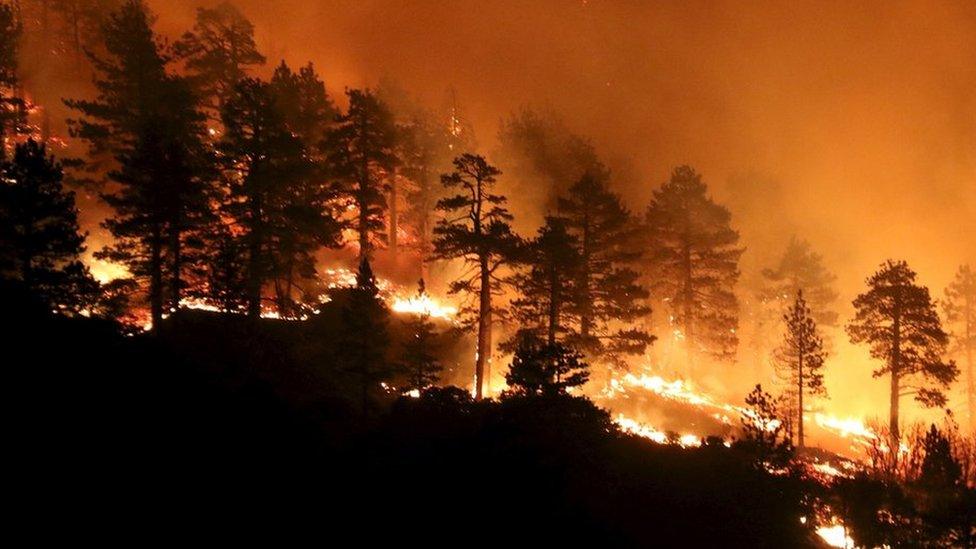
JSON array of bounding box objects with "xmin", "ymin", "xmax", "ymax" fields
[
  {"xmin": 497, "ymin": 107, "xmax": 606, "ymax": 209},
  {"xmin": 739, "ymin": 384, "xmax": 792, "ymax": 467},
  {"xmin": 847, "ymin": 260, "xmax": 958, "ymax": 442},
  {"xmin": 510, "ymin": 216, "xmax": 581, "ymax": 346},
  {"xmin": 432, "ymin": 153, "xmax": 520, "ymax": 399},
  {"xmin": 340, "ymin": 257, "xmax": 391, "ymax": 416},
  {"xmin": 399, "ymin": 110, "xmax": 453, "ymax": 278},
  {"xmin": 399, "ymin": 280, "xmax": 443, "ymax": 393},
  {"xmin": 218, "ymin": 77, "xmax": 340, "ymax": 318},
  {"xmin": 773, "ymin": 290, "xmax": 826, "ymax": 449},
  {"xmin": 645, "ymin": 165, "xmax": 743, "ymax": 368},
  {"xmin": 0, "ymin": 3, "xmax": 26, "ymax": 160},
  {"xmin": 323, "ymin": 89, "xmax": 398, "ymax": 262},
  {"xmin": 558, "ymin": 172, "xmax": 652, "ymax": 364},
  {"xmin": 761, "ymin": 237, "xmax": 839, "ymax": 326},
  {"xmin": 943, "ymin": 264, "xmax": 976, "ymax": 430},
  {"xmin": 174, "ymin": 1, "xmax": 265, "ymax": 112},
  {"xmin": 269, "ymin": 61, "xmax": 336, "ymax": 146},
  {"xmin": 66, "ymin": 1, "xmax": 212, "ymax": 330},
  {"xmin": 504, "ymin": 331, "xmax": 590, "ymax": 397},
  {"xmin": 0, "ymin": 138, "xmax": 99, "ymax": 312}
]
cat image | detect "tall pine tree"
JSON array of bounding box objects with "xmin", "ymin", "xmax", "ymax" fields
[
  {"xmin": 847, "ymin": 260, "xmax": 958, "ymax": 442},
  {"xmin": 218, "ymin": 77, "xmax": 340, "ymax": 318},
  {"xmin": 558, "ymin": 172, "xmax": 652, "ymax": 365},
  {"xmin": 761, "ymin": 237, "xmax": 839, "ymax": 326},
  {"xmin": 323, "ymin": 89, "xmax": 398, "ymax": 262},
  {"xmin": 645, "ymin": 165, "xmax": 743, "ymax": 369},
  {"xmin": 0, "ymin": 138, "xmax": 99, "ymax": 313},
  {"xmin": 0, "ymin": 3, "xmax": 26, "ymax": 160},
  {"xmin": 773, "ymin": 290, "xmax": 826, "ymax": 449},
  {"xmin": 340, "ymin": 257, "xmax": 391, "ymax": 416},
  {"xmin": 510, "ymin": 216, "xmax": 581, "ymax": 346},
  {"xmin": 943, "ymin": 264, "xmax": 976, "ymax": 430},
  {"xmin": 398, "ymin": 280, "xmax": 443, "ymax": 393},
  {"xmin": 66, "ymin": 0, "xmax": 212, "ymax": 330},
  {"xmin": 174, "ymin": 1, "xmax": 265, "ymax": 113},
  {"xmin": 432, "ymin": 153, "xmax": 520, "ymax": 399}
]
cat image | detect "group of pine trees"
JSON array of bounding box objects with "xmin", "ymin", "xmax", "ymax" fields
[{"xmin": 1, "ymin": 1, "xmax": 972, "ymax": 441}]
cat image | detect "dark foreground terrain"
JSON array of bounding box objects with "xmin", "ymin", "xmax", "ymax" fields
[{"xmin": 6, "ymin": 293, "xmax": 838, "ymax": 546}]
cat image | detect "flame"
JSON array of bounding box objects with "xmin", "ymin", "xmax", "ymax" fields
[
  {"xmin": 391, "ymin": 293, "xmax": 458, "ymax": 319},
  {"xmin": 615, "ymin": 413, "xmax": 706, "ymax": 447},
  {"xmin": 816, "ymin": 524, "xmax": 854, "ymax": 548}
]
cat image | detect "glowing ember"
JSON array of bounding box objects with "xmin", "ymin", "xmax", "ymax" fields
[{"xmin": 816, "ymin": 524, "xmax": 854, "ymax": 548}]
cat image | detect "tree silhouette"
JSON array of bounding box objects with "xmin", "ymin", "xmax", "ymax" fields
[
  {"xmin": 0, "ymin": 138, "xmax": 99, "ymax": 312},
  {"xmin": 432, "ymin": 153, "xmax": 520, "ymax": 399},
  {"xmin": 645, "ymin": 165, "xmax": 743, "ymax": 368},
  {"xmin": 497, "ymin": 107, "xmax": 606, "ymax": 210},
  {"xmin": 773, "ymin": 290, "xmax": 826, "ymax": 449},
  {"xmin": 739, "ymin": 384, "xmax": 792, "ymax": 467},
  {"xmin": 0, "ymin": 3, "xmax": 25, "ymax": 160},
  {"xmin": 269, "ymin": 61, "xmax": 336, "ymax": 146},
  {"xmin": 510, "ymin": 216, "xmax": 581, "ymax": 346},
  {"xmin": 340, "ymin": 257, "xmax": 391, "ymax": 416},
  {"xmin": 66, "ymin": 0, "xmax": 212, "ymax": 330},
  {"xmin": 558, "ymin": 172, "xmax": 651, "ymax": 364},
  {"xmin": 174, "ymin": 1, "xmax": 265, "ymax": 113},
  {"xmin": 398, "ymin": 280, "xmax": 443, "ymax": 393},
  {"xmin": 847, "ymin": 260, "xmax": 958, "ymax": 442},
  {"xmin": 323, "ymin": 89, "xmax": 398, "ymax": 262},
  {"xmin": 218, "ymin": 77, "xmax": 340, "ymax": 318},
  {"xmin": 504, "ymin": 331, "xmax": 590, "ymax": 396},
  {"xmin": 761, "ymin": 237, "xmax": 839, "ymax": 327},
  {"xmin": 943, "ymin": 264, "xmax": 976, "ymax": 430}
]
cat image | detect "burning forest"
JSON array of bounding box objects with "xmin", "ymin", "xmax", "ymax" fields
[{"xmin": 3, "ymin": 0, "xmax": 976, "ymax": 546}]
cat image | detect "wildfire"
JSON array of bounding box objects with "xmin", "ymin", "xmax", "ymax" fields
[
  {"xmin": 615, "ymin": 414, "xmax": 705, "ymax": 447},
  {"xmin": 816, "ymin": 523, "xmax": 854, "ymax": 548},
  {"xmin": 391, "ymin": 293, "xmax": 458, "ymax": 320}
]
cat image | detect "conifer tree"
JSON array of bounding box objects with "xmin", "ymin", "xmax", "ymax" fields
[
  {"xmin": 558, "ymin": 172, "xmax": 652, "ymax": 363},
  {"xmin": 847, "ymin": 260, "xmax": 958, "ymax": 442},
  {"xmin": 645, "ymin": 165, "xmax": 743, "ymax": 367},
  {"xmin": 399, "ymin": 280, "xmax": 443, "ymax": 392},
  {"xmin": 761, "ymin": 237, "xmax": 839, "ymax": 326},
  {"xmin": 504, "ymin": 331, "xmax": 590, "ymax": 397},
  {"xmin": 773, "ymin": 290, "xmax": 826, "ymax": 449},
  {"xmin": 943, "ymin": 264, "xmax": 976, "ymax": 430},
  {"xmin": 340, "ymin": 257, "xmax": 391, "ymax": 416},
  {"xmin": 739, "ymin": 384, "xmax": 792, "ymax": 467},
  {"xmin": 0, "ymin": 138, "xmax": 99, "ymax": 312},
  {"xmin": 0, "ymin": 3, "xmax": 26, "ymax": 160},
  {"xmin": 174, "ymin": 1, "xmax": 265, "ymax": 112},
  {"xmin": 66, "ymin": 1, "xmax": 212, "ymax": 330},
  {"xmin": 268, "ymin": 61, "xmax": 336, "ymax": 145},
  {"xmin": 323, "ymin": 89, "xmax": 398, "ymax": 262},
  {"xmin": 510, "ymin": 216, "xmax": 581, "ymax": 346},
  {"xmin": 218, "ymin": 77, "xmax": 340, "ymax": 317},
  {"xmin": 432, "ymin": 153, "xmax": 520, "ymax": 399}
]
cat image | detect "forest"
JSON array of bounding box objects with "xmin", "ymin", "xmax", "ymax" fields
[{"xmin": 2, "ymin": 1, "xmax": 975, "ymax": 546}]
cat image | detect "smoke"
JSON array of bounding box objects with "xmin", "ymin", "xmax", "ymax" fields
[{"xmin": 40, "ymin": 0, "xmax": 976, "ymax": 424}]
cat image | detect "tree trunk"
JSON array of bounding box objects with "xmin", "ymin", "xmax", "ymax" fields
[
  {"xmin": 150, "ymin": 225, "xmax": 164, "ymax": 333},
  {"xmin": 967, "ymin": 297, "xmax": 974, "ymax": 431},
  {"xmin": 797, "ymin": 349, "xmax": 804, "ymax": 449},
  {"xmin": 389, "ymin": 176, "xmax": 398, "ymax": 261},
  {"xmin": 548, "ymin": 269, "xmax": 559, "ymax": 346},
  {"xmin": 475, "ymin": 254, "xmax": 491, "ymax": 400},
  {"xmin": 580, "ymin": 214, "xmax": 593, "ymax": 346},
  {"xmin": 890, "ymin": 295, "xmax": 902, "ymax": 443},
  {"xmin": 246, "ymin": 196, "xmax": 263, "ymax": 319},
  {"xmin": 170, "ymin": 227, "xmax": 181, "ymax": 313},
  {"xmin": 682, "ymin": 238, "xmax": 694, "ymax": 373}
]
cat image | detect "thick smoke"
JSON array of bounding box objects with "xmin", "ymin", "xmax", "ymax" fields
[{"xmin": 83, "ymin": 0, "xmax": 976, "ymax": 421}]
